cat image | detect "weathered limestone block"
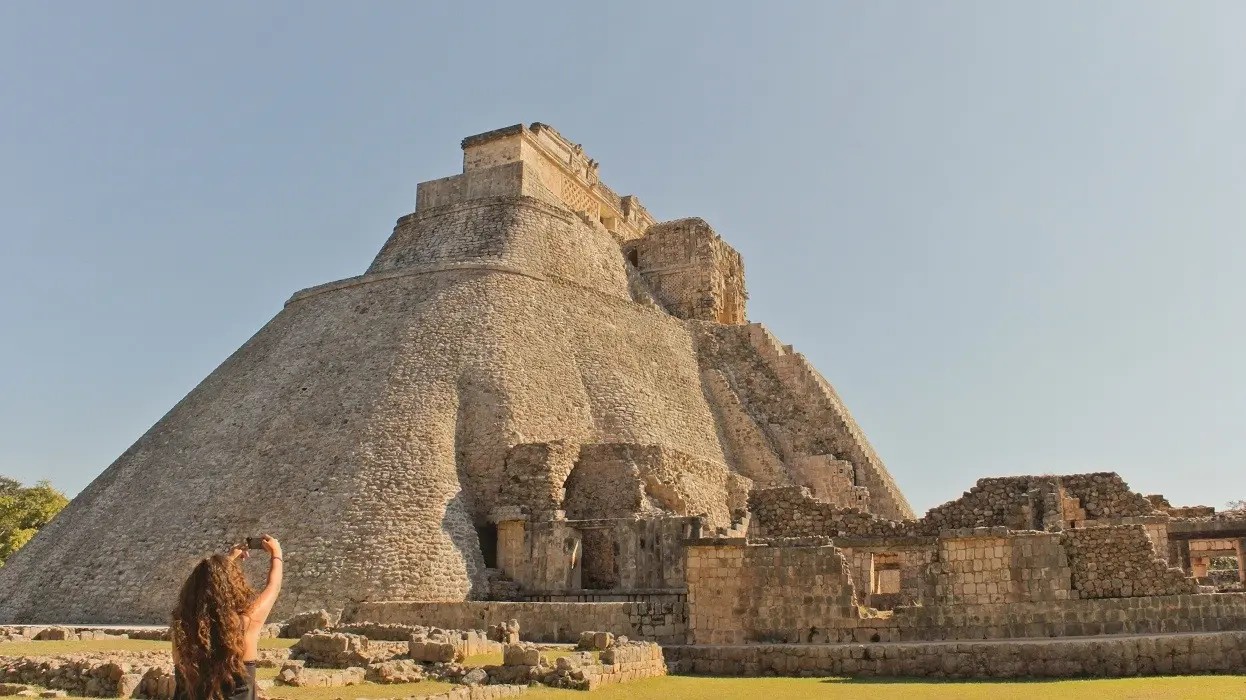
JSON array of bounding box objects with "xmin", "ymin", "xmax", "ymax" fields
[
  {"xmin": 501, "ymin": 644, "xmax": 542, "ymax": 667},
  {"xmin": 365, "ymin": 660, "xmax": 425, "ymax": 684},
  {"xmin": 31, "ymin": 629, "xmax": 76, "ymax": 642},
  {"xmin": 276, "ymin": 662, "xmax": 364, "ymax": 688},
  {"xmin": 409, "ymin": 641, "xmax": 458, "ymax": 663},
  {"xmin": 576, "ymin": 631, "xmax": 614, "ymax": 651},
  {"xmin": 281, "ymin": 610, "xmax": 336, "ymax": 639},
  {"xmin": 487, "ymin": 620, "xmax": 520, "ymax": 645},
  {"xmin": 291, "ymin": 632, "xmax": 375, "ymax": 667}
]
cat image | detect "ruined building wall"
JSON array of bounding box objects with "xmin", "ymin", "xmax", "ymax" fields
[
  {"xmin": 685, "ymin": 540, "xmax": 860, "ymax": 645},
  {"xmin": 0, "ymin": 193, "xmax": 733, "ymax": 624},
  {"xmin": 497, "ymin": 441, "xmax": 580, "ymax": 516},
  {"xmin": 694, "ymin": 325, "xmax": 913, "ymax": 521},
  {"xmin": 932, "ymin": 532, "xmax": 1071, "ymax": 606},
  {"xmin": 921, "ymin": 473, "xmax": 1159, "ymax": 532},
  {"xmin": 561, "ymin": 444, "xmax": 748, "ymax": 529},
  {"xmin": 1062, "ymin": 526, "xmax": 1200, "ymax": 599},
  {"xmin": 0, "ymin": 123, "xmax": 921, "ymax": 622},
  {"xmin": 838, "ymin": 544, "xmax": 936, "ymax": 609},
  {"xmin": 748, "ymin": 487, "xmax": 918, "ymax": 540},
  {"xmin": 627, "ymin": 218, "xmax": 746, "ymax": 325}
]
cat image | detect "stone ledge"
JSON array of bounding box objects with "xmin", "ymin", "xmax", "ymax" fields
[{"xmin": 664, "ymin": 630, "xmax": 1246, "ymax": 678}]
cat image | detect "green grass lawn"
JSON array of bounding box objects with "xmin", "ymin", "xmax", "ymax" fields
[{"xmin": 521, "ymin": 675, "xmax": 1246, "ymax": 699}]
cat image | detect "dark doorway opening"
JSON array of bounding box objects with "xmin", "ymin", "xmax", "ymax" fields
[
  {"xmin": 580, "ymin": 528, "xmax": 618, "ymax": 590},
  {"xmin": 476, "ymin": 524, "xmax": 498, "ymax": 568}
]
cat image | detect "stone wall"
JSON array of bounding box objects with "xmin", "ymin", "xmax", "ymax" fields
[
  {"xmin": 496, "ymin": 442, "xmax": 578, "ymax": 516},
  {"xmin": 345, "ymin": 601, "xmax": 685, "ymax": 645},
  {"xmin": 1062, "ymin": 525, "xmax": 1200, "ymax": 599},
  {"xmin": 560, "ymin": 444, "xmax": 744, "ymax": 529},
  {"xmin": 498, "ymin": 513, "xmax": 697, "ymax": 594},
  {"xmin": 0, "ymin": 186, "xmax": 738, "ymax": 621},
  {"xmin": 694, "ymin": 324, "xmax": 913, "ymax": 521},
  {"xmin": 627, "ymin": 218, "xmax": 746, "ymax": 325},
  {"xmin": 922, "ymin": 473, "xmax": 1157, "ymax": 532},
  {"xmin": 751, "ymin": 473, "xmax": 1167, "ymax": 544},
  {"xmin": 838, "ymin": 542, "xmax": 936, "ymax": 609},
  {"xmin": 932, "ymin": 531, "xmax": 1071, "ymax": 605},
  {"xmin": 664, "ymin": 631, "xmax": 1246, "ymax": 678},
  {"xmin": 369, "ymin": 197, "xmax": 633, "ymax": 302},
  {"xmin": 685, "ymin": 539, "xmax": 859, "ymax": 645},
  {"xmin": 1060, "ymin": 473, "xmax": 1158, "ymax": 520},
  {"xmin": 495, "ymin": 642, "xmax": 665, "ymax": 690},
  {"xmin": 1, "ymin": 652, "xmax": 173, "ymax": 699},
  {"xmin": 748, "ymin": 487, "xmax": 916, "ymax": 539}
]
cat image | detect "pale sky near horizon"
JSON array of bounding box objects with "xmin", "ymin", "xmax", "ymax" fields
[{"xmin": 1, "ymin": 2, "xmax": 1244, "ymax": 514}]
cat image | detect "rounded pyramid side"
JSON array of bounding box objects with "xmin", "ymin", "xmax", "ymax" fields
[{"xmin": 0, "ymin": 197, "xmax": 729, "ymax": 623}]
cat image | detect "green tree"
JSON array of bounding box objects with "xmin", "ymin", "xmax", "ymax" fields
[{"xmin": 0, "ymin": 477, "xmax": 69, "ymax": 566}]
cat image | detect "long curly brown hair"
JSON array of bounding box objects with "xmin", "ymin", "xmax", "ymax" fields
[{"xmin": 171, "ymin": 554, "xmax": 256, "ymax": 700}]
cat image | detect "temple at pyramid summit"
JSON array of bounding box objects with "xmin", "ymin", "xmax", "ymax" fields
[{"xmin": 2, "ymin": 125, "xmax": 1242, "ymax": 662}]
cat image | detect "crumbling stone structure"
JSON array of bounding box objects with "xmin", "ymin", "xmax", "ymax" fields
[
  {"xmin": 2, "ymin": 122, "xmax": 1243, "ymax": 680},
  {"xmin": 0, "ymin": 123, "xmax": 910, "ymax": 623}
]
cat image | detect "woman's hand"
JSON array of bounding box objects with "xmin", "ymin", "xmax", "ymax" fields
[
  {"xmin": 227, "ymin": 544, "xmax": 249, "ymax": 561},
  {"xmin": 262, "ymin": 535, "xmax": 283, "ymax": 560}
]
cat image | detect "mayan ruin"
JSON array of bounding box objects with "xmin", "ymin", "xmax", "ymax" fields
[{"xmin": 2, "ymin": 124, "xmax": 1245, "ymax": 686}]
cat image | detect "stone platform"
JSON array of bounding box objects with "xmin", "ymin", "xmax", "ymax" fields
[{"xmin": 664, "ymin": 631, "xmax": 1246, "ymax": 678}]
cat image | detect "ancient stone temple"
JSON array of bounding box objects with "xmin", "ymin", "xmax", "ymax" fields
[{"xmin": 0, "ymin": 123, "xmax": 913, "ymax": 623}]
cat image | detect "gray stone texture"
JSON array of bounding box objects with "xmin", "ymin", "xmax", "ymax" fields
[
  {"xmin": 664, "ymin": 631, "xmax": 1246, "ymax": 678},
  {"xmin": 0, "ymin": 124, "xmax": 909, "ymax": 623}
]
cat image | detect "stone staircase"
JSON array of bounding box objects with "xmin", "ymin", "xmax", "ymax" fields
[{"xmin": 697, "ymin": 322, "xmax": 913, "ymax": 521}]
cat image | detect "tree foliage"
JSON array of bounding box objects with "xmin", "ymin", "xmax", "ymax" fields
[
  {"xmin": 1227, "ymin": 499, "xmax": 1246, "ymax": 512},
  {"xmin": 0, "ymin": 476, "xmax": 69, "ymax": 566}
]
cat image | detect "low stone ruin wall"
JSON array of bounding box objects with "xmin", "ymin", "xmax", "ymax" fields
[
  {"xmin": 749, "ymin": 472, "xmax": 1162, "ymax": 541},
  {"xmin": 685, "ymin": 538, "xmax": 858, "ymax": 645},
  {"xmin": 664, "ymin": 631, "xmax": 1246, "ymax": 678},
  {"xmin": 1, "ymin": 653, "xmax": 174, "ymax": 699},
  {"xmin": 883, "ymin": 591, "xmax": 1246, "ymax": 642},
  {"xmin": 0, "ymin": 628, "xmax": 170, "ymax": 643},
  {"xmin": 291, "ymin": 632, "xmax": 407, "ymax": 667},
  {"xmin": 1063, "ymin": 525, "xmax": 1199, "ymax": 598},
  {"xmin": 346, "ymin": 601, "xmax": 685, "ymax": 644},
  {"xmin": 416, "ymin": 686, "xmax": 525, "ymax": 700},
  {"xmin": 933, "ymin": 530, "xmax": 1070, "ymax": 605},
  {"xmin": 491, "ymin": 642, "xmax": 665, "ymax": 690},
  {"xmin": 685, "ymin": 535, "xmax": 1246, "ymax": 644}
]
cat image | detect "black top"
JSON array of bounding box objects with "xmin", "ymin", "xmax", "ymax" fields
[{"xmin": 174, "ymin": 661, "xmax": 256, "ymax": 700}]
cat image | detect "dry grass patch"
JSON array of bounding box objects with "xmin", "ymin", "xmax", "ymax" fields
[
  {"xmin": 264, "ymin": 681, "xmax": 456, "ymax": 700},
  {"xmin": 0, "ymin": 637, "xmax": 295, "ymax": 658},
  {"xmin": 522, "ymin": 675, "xmax": 1246, "ymax": 700}
]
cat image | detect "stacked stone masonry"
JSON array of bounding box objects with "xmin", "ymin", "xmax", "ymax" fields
[
  {"xmin": 664, "ymin": 632, "xmax": 1246, "ymax": 678},
  {"xmin": 4, "ymin": 123, "xmax": 1243, "ymax": 683},
  {"xmin": 1062, "ymin": 526, "xmax": 1200, "ymax": 599},
  {"xmin": 0, "ymin": 122, "xmax": 916, "ymax": 622}
]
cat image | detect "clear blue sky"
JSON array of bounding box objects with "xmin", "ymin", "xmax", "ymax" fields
[{"xmin": 2, "ymin": 2, "xmax": 1243, "ymax": 513}]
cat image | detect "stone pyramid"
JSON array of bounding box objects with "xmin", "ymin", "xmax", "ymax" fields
[{"xmin": 0, "ymin": 124, "xmax": 911, "ymax": 623}]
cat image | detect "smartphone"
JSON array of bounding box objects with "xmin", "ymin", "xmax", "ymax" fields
[{"xmin": 246, "ymin": 537, "xmax": 266, "ymax": 550}]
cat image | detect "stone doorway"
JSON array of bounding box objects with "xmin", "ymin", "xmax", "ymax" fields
[{"xmin": 580, "ymin": 528, "xmax": 618, "ymax": 590}]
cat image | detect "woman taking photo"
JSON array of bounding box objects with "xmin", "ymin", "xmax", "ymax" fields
[{"xmin": 171, "ymin": 535, "xmax": 283, "ymax": 700}]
